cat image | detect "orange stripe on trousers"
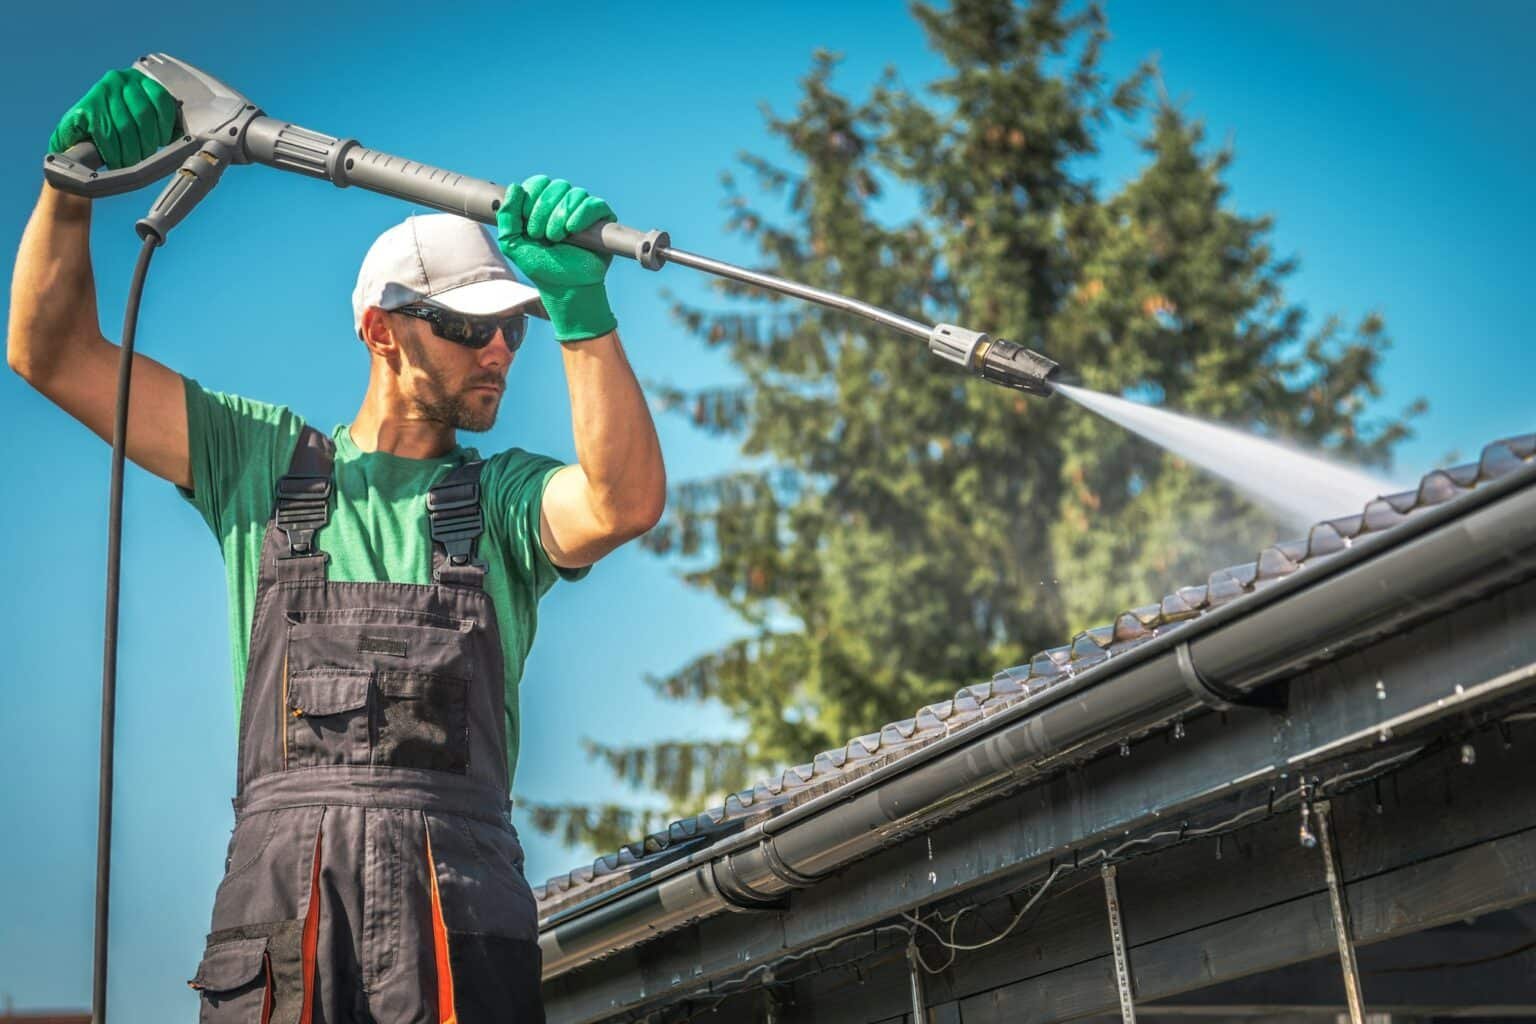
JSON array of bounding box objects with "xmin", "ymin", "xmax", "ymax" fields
[
  {"xmin": 299, "ymin": 826, "xmax": 322, "ymax": 1024},
  {"xmin": 425, "ymin": 827, "xmax": 458, "ymax": 1024},
  {"xmin": 261, "ymin": 953, "xmax": 274, "ymax": 1024}
]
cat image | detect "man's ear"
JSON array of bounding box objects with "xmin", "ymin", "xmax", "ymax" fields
[{"xmin": 360, "ymin": 306, "xmax": 402, "ymax": 362}]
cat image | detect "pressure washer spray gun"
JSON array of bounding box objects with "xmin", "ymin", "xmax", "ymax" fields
[{"xmin": 46, "ymin": 53, "xmax": 1060, "ymax": 396}]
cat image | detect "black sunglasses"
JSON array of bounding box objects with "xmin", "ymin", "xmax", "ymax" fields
[{"xmin": 393, "ymin": 303, "xmax": 529, "ymax": 351}]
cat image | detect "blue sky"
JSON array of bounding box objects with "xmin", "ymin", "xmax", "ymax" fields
[{"xmin": 1, "ymin": 0, "xmax": 1531, "ymax": 1015}]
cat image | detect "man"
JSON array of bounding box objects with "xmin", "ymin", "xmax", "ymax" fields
[{"xmin": 10, "ymin": 68, "xmax": 665, "ymax": 1021}]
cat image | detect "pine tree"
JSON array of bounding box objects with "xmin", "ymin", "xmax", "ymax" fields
[{"xmin": 526, "ymin": 0, "xmax": 1420, "ymax": 853}]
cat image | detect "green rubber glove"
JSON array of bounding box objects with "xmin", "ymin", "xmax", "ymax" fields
[
  {"xmin": 496, "ymin": 174, "xmax": 618, "ymax": 342},
  {"xmin": 49, "ymin": 68, "xmax": 178, "ymax": 171}
]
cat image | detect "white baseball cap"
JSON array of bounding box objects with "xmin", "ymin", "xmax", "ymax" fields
[{"xmin": 352, "ymin": 213, "xmax": 545, "ymax": 339}]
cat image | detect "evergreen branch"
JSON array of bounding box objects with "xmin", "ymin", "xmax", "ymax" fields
[
  {"xmin": 521, "ymin": 801, "xmax": 673, "ymax": 856},
  {"xmin": 579, "ymin": 738, "xmax": 753, "ymax": 806}
]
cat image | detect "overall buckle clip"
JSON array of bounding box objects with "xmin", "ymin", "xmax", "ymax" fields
[
  {"xmin": 428, "ymin": 480, "xmax": 487, "ymax": 576},
  {"xmin": 275, "ymin": 474, "xmax": 332, "ymax": 558}
]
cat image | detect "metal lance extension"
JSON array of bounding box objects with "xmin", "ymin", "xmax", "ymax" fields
[{"xmin": 45, "ymin": 53, "xmax": 1062, "ymax": 398}]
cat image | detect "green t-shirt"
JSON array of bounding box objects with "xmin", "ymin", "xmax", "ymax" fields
[{"xmin": 175, "ymin": 374, "xmax": 586, "ymax": 793}]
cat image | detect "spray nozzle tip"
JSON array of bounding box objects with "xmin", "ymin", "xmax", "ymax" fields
[
  {"xmin": 926, "ymin": 323, "xmax": 1059, "ymax": 397},
  {"xmin": 977, "ymin": 338, "xmax": 1059, "ymax": 397}
]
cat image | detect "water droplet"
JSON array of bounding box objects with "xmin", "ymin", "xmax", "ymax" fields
[
  {"xmin": 927, "ymin": 870, "xmax": 938, "ymax": 885},
  {"xmin": 1375, "ymin": 680, "xmax": 1387, "ymax": 701},
  {"xmin": 1461, "ymin": 743, "xmax": 1477, "ymax": 766},
  {"xmin": 1119, "ymin": 739, "xmax": 1131, "ymax": 758},
  {"xmin": 1454, "ymin": 683, "xmax": 1466, "ymax": 697},
  {"xmin": 1173, "ymin": 719, "xmax": 1186, "ymax": 740}
]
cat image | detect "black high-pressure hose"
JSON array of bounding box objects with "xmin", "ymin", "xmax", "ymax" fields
[{"xmin": 93, "ymin": 233, "xmax": 159, "ymax": 1024}]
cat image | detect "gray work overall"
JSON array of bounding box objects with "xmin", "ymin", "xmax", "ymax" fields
[{"xmin": 188, "ymin": 427, "xmax": 543, "ymax": 1023}]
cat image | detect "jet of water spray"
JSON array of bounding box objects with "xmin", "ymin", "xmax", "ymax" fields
[{"xmin": 1057, "ymin": 384, "xmax": 1399, "ymax": 528}]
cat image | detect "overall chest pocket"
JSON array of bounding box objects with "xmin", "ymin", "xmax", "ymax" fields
[{"xmin": 284, "ymin": 612, "xmax": 475, "ymax": 774}]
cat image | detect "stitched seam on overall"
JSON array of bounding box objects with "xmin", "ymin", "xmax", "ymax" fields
[
  {"xmin": 219, "ymin": 811, "xmax": 284, "ymax": 884},
  {"xmin": 289, "ymin": 608, "xmax": 471, "ymax": 630}
]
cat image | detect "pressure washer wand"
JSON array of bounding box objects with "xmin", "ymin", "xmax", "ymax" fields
[
  {"xmin": 288, "ymin": 132, "xmax": 1057, "ymax": 395},
  {"xmin": 46, "ymin": 53, "xmax": 1059, "ymax": 397},
  {"xmin": 239, "ymin": 121, "xmax": 1057, "ymax": 394}
]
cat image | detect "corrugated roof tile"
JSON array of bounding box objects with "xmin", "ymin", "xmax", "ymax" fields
[
  {"xmin": 1480, "ymin": 440, "xmax": 1524, "ymax": 477},
  {"xmin": 1113, "ymin": 612, "xmax": 1153, "ymax": 643},
  {"xmin": 1325, "ymin": 512, "xmax": 1366, "ymax": 539},
  {"xmin": 1443, "ymin": 463, "xmax": 1481, "ymax": 488},
  {"xmin": 1361, "ymin": 497, "xmax": 1407, "ymax": 532},
  {"xmin": 1415, "ymin": 469, "xmax": 1466, "ymax": 506},
  {"xmin": 1069, "ymin": 637, "xmax": 1110, "ymax": 668},
  {"xmin": 813, "ymin": 748, "xmax": 849, "ymax": 774},
  {"xmin": 1160, "ymin": 591, "xmax": 1197, "ymax": 620},
  {"xmin": 848, "ymin": 732, "xmax": 883, "ymax": 758},
  {"xmin": 1254, "ymin": 545, "xmax": 1299, "ymax": 579},
  {"xmin": 1044, "ymin": 645, "xmax": 1075, "ymax": 670},
  {"xmin": 1205, "ymin": 570, "xmax": 1247, "ymax": 606},
  {"xmin": 1304, "ymin": 522, "xmax": 1347, "ymax": 559}
]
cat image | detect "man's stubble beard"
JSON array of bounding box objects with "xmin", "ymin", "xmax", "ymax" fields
[{"xmin": 399, "ymin": 330, "xmax": 501, "ymax": 434}]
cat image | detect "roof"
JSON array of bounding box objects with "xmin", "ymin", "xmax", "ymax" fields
[{"xmin": 533, "ymin": 432, "xmax": 1536, "ymax": 919}]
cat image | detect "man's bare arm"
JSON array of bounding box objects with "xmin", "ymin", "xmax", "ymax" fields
[
  {"xmin": 7, "ymin": 183, "xmax": 192, "ymax": 490},
  {"xmin": 540, "ymin": 330, "xmax": 666, "ymax": 568}
]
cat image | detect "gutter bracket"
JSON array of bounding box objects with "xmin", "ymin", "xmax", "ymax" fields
[{"xmin": 1176, "ymin": 641, "xmax": 1288, "ymax": 712}]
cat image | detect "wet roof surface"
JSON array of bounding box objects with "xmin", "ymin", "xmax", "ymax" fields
[{"xmin": 533, "ymin": 433, "xmax": 1536, "ymax": 917}]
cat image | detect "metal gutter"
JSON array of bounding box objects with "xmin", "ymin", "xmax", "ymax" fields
[{"xmin": 540, "ymin": 458, "xmax": 1536, "ymax": 978}]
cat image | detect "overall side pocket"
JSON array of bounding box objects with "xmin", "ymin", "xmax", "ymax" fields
[
  {"xmin": 189, "ymin": 920, "xmax": 304, "ymax": 1024},
  {"xmin": 188, "ymin": 937, "xmax": 270, "ymax": 1023},
  {"xmin": 285, "ymin": 670, "xmax": 371, "ymax": 769}
]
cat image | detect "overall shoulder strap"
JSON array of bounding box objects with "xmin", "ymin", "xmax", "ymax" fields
[
  {"xmin": 428, "ymin": 459, "xmax": 488, "ymax": 588},
  {"xmin": 271, "ymin": 426, "xmax": 335, "ymax": 582}
]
